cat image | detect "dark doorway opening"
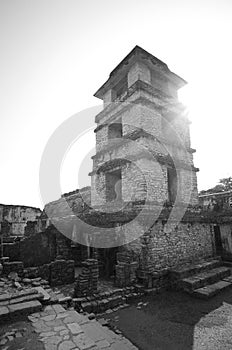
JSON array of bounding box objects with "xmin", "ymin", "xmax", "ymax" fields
[
  {"xmin": 108, "ymin": 121, "xmax": 122, "ymax": 139},
  {"xmin": 214, "ymin": 225, "xmax": 223, "ymax": 255},
  {"xmin": 105, "ymin": 169, "xmax": 122, "ymax": 202},
  {"xmin": 98, "ymin": 247, "xmax": 118, "ymax": 279},
  {"xmin": 167, "ymin": 167, "xmax": 177, "ymax": 204}
]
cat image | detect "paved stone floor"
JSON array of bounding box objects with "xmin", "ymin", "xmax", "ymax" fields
[
  {"xmin": 28, "ymin": 304, "xmax": 138, "ymax": 350},
  {"xmin": 3, "ymin": 288, "xmax": 232, "ymax": 349}
]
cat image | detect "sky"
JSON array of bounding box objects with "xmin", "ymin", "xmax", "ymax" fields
[{"xmin": 0, "ymin": 0, "xmax": 232, "ymax": 209}]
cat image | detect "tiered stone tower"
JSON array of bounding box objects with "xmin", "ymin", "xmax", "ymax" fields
[{"xmin": 90, "ymin": 46, "xmax": 198, "ymax": 207}]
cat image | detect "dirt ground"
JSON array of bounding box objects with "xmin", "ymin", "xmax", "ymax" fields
[
  {"xmin": 105, "ymin": 288, "xmax": 232, "ymax": 350},
  {"xmin": 0, "ymin": 317, "xmax": 44, "ymax": 350}
]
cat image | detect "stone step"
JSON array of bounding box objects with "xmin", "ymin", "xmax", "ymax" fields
[
  {"xmin": 8, "ymin": 293, "xmax": 43, "ymax": 305},
  {"xmin": 222, "ymin": 275, "xmax": 232, "ymax": 283},
  {"xmin": 0, "ymin": 300, "xmax": 42, "ymax": 323},
  {"xmin": 180, "ymin": 266, "xmax": 231, "ymax": 292},
  {"xmin": 170, "ymin": 259, "xmax": 221, "ymax": 280},
  {"xmin": 193, "ymin": 280, "xmax": 232, "ymax": 299},
  {"xmin": 0, "ymin": 288, "xmax": 39, "ymax": 304},
  {"xmin": 33, "ymin": 286, "xmax": 51, "ymax": 304}
]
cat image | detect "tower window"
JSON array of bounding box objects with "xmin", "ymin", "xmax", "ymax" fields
[
  {"xmin": 105, "ymin": 169, "xmax": 122, "ymax": 202},
  {"xmin": 108, "ymin": 122, "xmax": 122, "ymax": 139},
  {"xmin": 167, "ymin": 167, "xmax": 177, "ymax": 203}
]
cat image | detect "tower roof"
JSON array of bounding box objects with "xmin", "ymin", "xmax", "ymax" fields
[{"xmin": 94, "ymin": 45, "xmax": 187, "ymax": 99}]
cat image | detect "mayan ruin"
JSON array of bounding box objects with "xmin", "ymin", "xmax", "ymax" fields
[{"xmin": 1, "ymin": 1, "xmax": 232, "ymax": 349}]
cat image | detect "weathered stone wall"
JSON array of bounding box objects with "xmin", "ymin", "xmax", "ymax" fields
[
  {"xmin": 220, "ymin": 224, "xmax": 232, "ymax": 252},
  {"xmin": 74, "ymin": 259, "xmax": 99, "ymax": 297},
  {"xmin": 120, "ymin": 220, "xmax": 214, "ymax": 272},
  {"xmin": 115, "ymin": 252, "xmax": 138, "ymax": 287},
  {"xmin": 95, "ymin": 126, "xmax": 108, "ymax": 152},
  {"xmin": 91, "ymin": 173, "xmax": 106, "ymax": 206},
  {"xmin": 50, "ymin": 259, "xmax": 75, "ymax": 286},
  {"xmin": 2, "ymin": 259, "xmax": 75, "ymax": 286},
  {"xmin": 128, "ymin": 61, "xmax": 151, "ymax": 87},
  {"xmin": 0, "ymin": 204, "xmax": 41, "ymax": 236},
  {"xmin": 43, "ymin": 187, "xmax": 91, "ymax": 220},
  {"xmin": 122, "ymin": 160, "xmax": 168, "ymax": 202},
  {"xmin": 91, "ymin": 47, "xmax": 199, "ymax": 208},
  {"xmin": 3, "ymin": 230, "xmax": 56, "ymax": 267},
  {"xmin": 2, "ymin": 225, "xmax": 72, "ymax": 267}
]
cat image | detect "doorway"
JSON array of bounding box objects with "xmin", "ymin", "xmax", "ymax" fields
[
  {"xmin": 105, "ymin": 169, "xmax": 122, "ymax": 202},
  {"xmin": 167, "ymin": 167, "xmax": 177, "ymax": 204},
  {"xmin": 214, "ymin": 225, "xmax": 223, "ymax": 255}
]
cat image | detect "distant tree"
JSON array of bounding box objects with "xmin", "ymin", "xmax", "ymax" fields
[
  {"xmin": 199, "ymin": 177, "xmax": 232, "ymax": 195},
  {"xmin": 219, "ymin": 177, "xmax": 232, "ymax": 191}
]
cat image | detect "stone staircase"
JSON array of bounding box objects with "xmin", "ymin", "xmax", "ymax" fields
[
  {"xmin": 170, "ymin": 258, "xmax": 232, "ymax": 299},
  {"xmin": 0, "ymin": 280, "xmax": 71, "ymax": 323},
  {"xmin": 0, "ymin": 289, "xmax": 43, "ymax": 322}
]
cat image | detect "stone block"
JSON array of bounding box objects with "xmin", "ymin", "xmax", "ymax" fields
[{"xmin": 8, "ymin": 300, "xmax": 42, "ymax": 315}]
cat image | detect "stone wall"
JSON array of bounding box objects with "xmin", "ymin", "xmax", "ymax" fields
[
  {"xmin": 91, "ymin": 101, "xmax": 198, "ymax": 207},
  {"xmin": 74, "ymin": 259, "xmax": 99, "ymax": 296},
  {"xmin": 2, "ymin": 259, "xmax": 75, "ymax": 286},
  {"xmin": 115, "ymin": 253, "xmax": 138, "ymax": 287},
  {"xmin": 2, "ymin": 225, "xmax": 72, "ymax": 267},
  {"xmin": 0, "ymin": 204, "xmax": 41, "ymax": 236},
  {"xmin": 43, "ymin": 186, "xmax": 91, "ymax": 220},
  {"xmin": 49, "ymin": 259, "xmax": 75, "ymax": 286},
  {"xmin": 91, "ymin": 47, "xmax": 199, "ymax": 208},
  {"xmin": 120, "ymin": 220, "xmax": 214, "ymax": 273}
]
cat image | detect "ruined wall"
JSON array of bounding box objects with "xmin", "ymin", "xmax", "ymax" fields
[
  {"xmin": 3, "ymin": 225, "xmax": 72, "ymax": 267},
  {"xmin": 2, "ymin": 259, "xmax": 75, "ymax": 286},
  {"xmin": 120, "ymin": 220, "xmax": 214, "ymax": 272},
  {"xmin": 43, "ymin": 187, "xmax": 91, "ymax": 220},
  {"xmin": 220, "ymin": 224, "xmax": 232, "ymax": 253},
  {"xmin": 3, "ymin": 230, "xmax": 56, "ymax": 267},
  {"xmin": 0, "ymin": 204, "xmax": 41, "ymax": 236}
]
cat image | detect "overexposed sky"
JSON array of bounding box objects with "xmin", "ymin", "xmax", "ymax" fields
[{"xmin": 0, "ymin": 0, "xmax": 232, "ymax": 208}]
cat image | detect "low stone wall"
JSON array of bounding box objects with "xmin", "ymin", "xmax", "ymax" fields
[
  {"xmin": 2, "ymin": 226, "xmax": 73, "ymax": 268},
  {"xmin": 3, "ymin": 261, "xmax": 24, "ymax": 277},
  {"xmin": 2, "ymin": 259, "xmax": 75, "ymax": 287},
  {"xmin": 23, "ymin": 264, "xmax": 50, "ymax": 281}
]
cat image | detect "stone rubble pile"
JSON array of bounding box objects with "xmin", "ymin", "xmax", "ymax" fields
[{"xmin": 0, "ymin": 327, "xmax": 26, "ymax": 346}]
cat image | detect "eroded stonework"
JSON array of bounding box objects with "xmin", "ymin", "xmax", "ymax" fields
[
  {"xmin": 0, "ymin": 204, "xmax": 41, "ymax": 237},
  {"xmin": 90, "ymin": 46, "xmax": 199, "ymax": 207}
]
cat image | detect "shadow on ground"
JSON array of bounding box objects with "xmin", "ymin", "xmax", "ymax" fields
[{"xmin": 106, "ymin": 288, "xmax": 232, "ymax": 350}]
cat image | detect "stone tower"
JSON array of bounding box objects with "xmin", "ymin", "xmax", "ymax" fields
[{"xmin": 90, "ymin": 46, "xmax": 199, "ymax": 208}]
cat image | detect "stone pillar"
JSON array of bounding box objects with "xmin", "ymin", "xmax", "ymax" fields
[
  {"xmin": 74, "ymin": 259, "xmax": 99, "ymax": 297},
  {"xmin": 115, "ymin": 252, "xmax": 138, "ymax": 287}
]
